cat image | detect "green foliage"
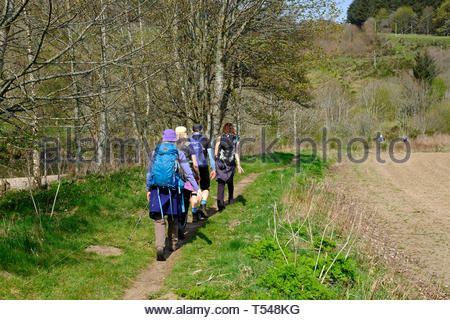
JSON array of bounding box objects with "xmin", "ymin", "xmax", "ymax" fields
[
  {"xmin": 408, "ymin": 128, "xmax": 421, "ymax": 138},
  {"xmin": 393, "ymin": 6, "xmax": 418, "ymax": 34},
  {"xmin": 347, "ymin": 0, "xmax": 445, "ymax": 29},
  {"xmin": 243, "ymin": 214, "xmax": 359, "ymax": 300},
  {"xmin": 413, "ymin": 52, "xmax": 438, "ymax": 84},
  {"xmin": 255, "ymin": 264, "xmax": 336, "ymax": 300},
  {"xmin": 429, "ymin": 100, "xmax": 450, "ymax": 133},
  {"xmin": 242, "ymin": 35, "xmax": 312, "ymax": 111},
  {"xmin": 326, "ymin": 256, "xmax": 358, "ymax": 283},
  {"xmin": 433, "ymin": 0, "xmax": 450, "ymax": 35},
  {"xmin": 175, "ymin": 286, "xmax": 231, "ymax": 300},
  {"xmin": 0, "ymin": 167, "xmax": 151, "ymax": 299},
  {"xmin": 296, "ymin": 155, "xmax": 324, "ymax": 179},
  {"xmin": 243, "ymin": 239, "xmax": 286, "ymax": 263},
  {"xmin": 430, "ymin": 78, "xmax": 447, "ymax": 100},
  {"xmin": 313, "ymin": 237, "xmax": 336, "ymax": 252},
  {"xmin": 245, "ymin": 237, "xmax": 359, "ymax": 299},
  {"xmin": 376, "ymin": 8, "xmax": 390, "ymax": 23}
]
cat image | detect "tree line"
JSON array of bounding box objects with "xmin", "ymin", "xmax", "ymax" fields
[
  {"xmin": 0, "ymin": 0, "xmax": 337, "ymax": 186},
  {"xmin": 347, "ymin": 0, "xmax": 450, "ymax": 35}
]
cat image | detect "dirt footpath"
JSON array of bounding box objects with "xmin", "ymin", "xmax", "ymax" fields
[
  {"xmin": 334, "ymin": 152, "xmax": 450, "ymax": 296},
  {"xmin": 122, "ymin": 173, "xmax": 261, "ymax": 300},
  {"xmin": 123, "ymin": 159, "xmax": 295, "ymax": 300}
]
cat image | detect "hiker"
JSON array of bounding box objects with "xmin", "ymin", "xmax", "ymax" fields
[
  {"xmin": 175, "ymin": 126, "xmax": 200, "ymax": 239},
  {"xmin": 378, "ymin": 134, "xmax": 384, "ymax": 143},
  {"xmin": 146, "ymin": 129, "xmax": 202, "ymax": 261},
  {"xmin": 214, "ymin": 123, "xmax": 242, "ymax": 211},
  {"xmin": 403, "ymin": 135, "xmax": 408, "ymax": 142},
  {"xmin": 189, "ymin": 124, "xmax": 216, "ymax": 221}
]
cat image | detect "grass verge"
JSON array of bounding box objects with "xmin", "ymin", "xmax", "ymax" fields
[
  {"xmin": 0, "ymin": 152, "xmax": 293, "ymax": 299},
  {"xmin": 163, "ymin": 154, "xmax": 403, "ymax": 299}
]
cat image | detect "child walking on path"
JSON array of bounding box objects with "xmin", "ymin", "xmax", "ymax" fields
[{"xmin": 146, "ymin": 129, "xmax": 202, "ymax": 261}]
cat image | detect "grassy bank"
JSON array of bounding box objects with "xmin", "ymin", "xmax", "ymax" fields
[
  {"xmin": 162, "ymin": 154, "xmax": 401, "ymax": 299},
  {"xmin": 0, "ymin": 168, "xmax": 152, "ymax": 299},
  {"xmin": 0, "ymin": 152, "xmax": 293, "ymax": 299}
]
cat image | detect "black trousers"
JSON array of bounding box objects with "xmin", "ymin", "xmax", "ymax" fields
[
  {"xmin": 178, "ymin": 189, "xmax": 192, "ymax": 233},
  {"xmin": 217, "ymin": 178, "xmax": 234, "ymax": 208}
]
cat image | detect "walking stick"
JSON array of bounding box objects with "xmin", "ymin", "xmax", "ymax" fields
[{"xmin": 127, "ymin": 202, "xmax": 149, "ymax": 243}]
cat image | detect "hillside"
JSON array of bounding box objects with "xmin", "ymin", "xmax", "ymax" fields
[{"xmin": 347, "ymin": 0, "xmax": 446, "ymax": 27}]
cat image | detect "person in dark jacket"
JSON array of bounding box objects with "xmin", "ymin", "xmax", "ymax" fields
[
  {"xmin": 189, "ymin": 124, "xmax": 216, "ymax": 221},
  {"xmin": 214, "ymin": 123, "xmax": 242, "ymax": 211},
  {"xmin": 175, "ymin": 126, "xmax": 200, "ymax": 239}
]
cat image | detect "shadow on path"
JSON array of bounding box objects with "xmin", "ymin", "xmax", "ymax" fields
[{"xmin": 123, "ymin": 159, "xmax": 295, "ymax": 300}]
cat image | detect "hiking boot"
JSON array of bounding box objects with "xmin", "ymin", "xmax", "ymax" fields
[
  {"xmin": 199, "ymin": 204, "xmax": 208, "ymax": 220},
  {"xmin": 178, "ymin": 230, "xmax": 185, "ymax": 240},
  {"xmin": 192, "ymin": 212, "xmax": 199, "ymax": 223},
  {"xmin": 217, "ymin": 201, "xmax": 225, "ymax": 212},
  {"xmin": 156, "ymin": 247, "xmax": 165, "ymax": 261}
]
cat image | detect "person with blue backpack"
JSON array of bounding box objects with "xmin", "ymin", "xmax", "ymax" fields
[
  {"xmin": 189, "ymin": 124, "xmax": 216, "ymax": 222},
  {"xmin": 146, "ymin": 129, "xmax": 202, "ymax": 261}
]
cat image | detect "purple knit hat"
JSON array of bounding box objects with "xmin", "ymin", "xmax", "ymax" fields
[{"xmin": 162, "ymin": 129, "xmax": 178, "ymax": 142}]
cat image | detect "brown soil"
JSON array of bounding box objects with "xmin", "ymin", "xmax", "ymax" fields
[
  {"xmin": 333, "ymin": 152, "xmax": 450, "ymax": 298},
  {"xmin": 85, "ymin": 245, "xmax": 123, "ymax": 257},
  {"xmin": 0, "ymin": 271, "xmax": 14, "ymax": 279}
]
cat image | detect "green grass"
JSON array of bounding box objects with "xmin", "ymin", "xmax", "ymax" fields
[
  {"xmin": 163, "ymin": 152, "xmax": 403, "ymax": 300},
  {"xmin": 0, "ymin": 153, "xmax": 293, "ymax": 299},
  {"xmin": 0, "ymin": 168, "xmax": 153, "ymax": 299},
  {"xmin": 381, "ymin": 33, "xmax": 450, "ymax": 49},
  {"xmin": 0, "ymin": 151, "xmax": 398, "ymax": 299},
  {"xmin": 161, "ymin": 154, "xmax": 392, "ymax": 300},
  {"xmin": 310, "ymin": 32, "xmax": 450, "ymax": 90}
]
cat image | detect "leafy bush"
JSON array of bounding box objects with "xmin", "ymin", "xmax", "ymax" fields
[
  {"xmin": 243, "ymin": 239, "xmax": 287, "ymax": 263},
  {"xmin": 313, "ymin": 237, "xmax": 336, "ymax": 252},
  {"xmin": 244, "ymin": 234, "xmax": 359, "ymax": 299},
  {"xmin": 256, "ymin": 264, "xmax": 335, "ymax": 300},
  {"xmin": 413, "ymin": 52, "xmax": 438, "ymax": 85}
]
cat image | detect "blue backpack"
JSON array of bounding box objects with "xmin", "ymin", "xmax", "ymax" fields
[
  {"xmin": 148, "ymin": 143, "xmax": 185, "ymax": 217},
  {"xmin": 189, "ymin": 135, "xmax": 207, "ymax": 167},
  {"xmin": 150, "ymin": 143, "xmax": 184, "ymax": 188}
]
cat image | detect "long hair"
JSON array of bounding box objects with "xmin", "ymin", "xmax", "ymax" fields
[{"xmin": 222, "ymin": 123, "xmax": 236, "ymax": 135}]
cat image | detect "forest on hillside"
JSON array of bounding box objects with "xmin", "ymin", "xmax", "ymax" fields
[{"xmin": 347, "ymin": 0, "xmax": 450, "ymax": 35}]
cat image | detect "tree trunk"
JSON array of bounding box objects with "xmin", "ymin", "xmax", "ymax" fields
[
  {"xmin": 125, "ymin": 3, "xmax": 142, "ymax": 165},
  {"xmin": 139, "ymin": 0, "xmax": 152, "ymax": 160},
  {"xmin": 0, "ymin": 0, "xmax": 14, "ymax": 75},
  {"xmin": 172, "ymin": 3, "xmax": 189, "ymax": 118},
  {"xmin": 24, "ymin": 6, "xmax": 41, "ymax": 187},
  {"xmin": 212, "ymin": 0, "xmax": 226, "ymax": 137},
  {"xmin": 66, "ymin": 0, "xmax": 81, "ymax": 174},
  {"xmin": 97, "ymin": 0, "xmax": 109, "ymax": 167}
]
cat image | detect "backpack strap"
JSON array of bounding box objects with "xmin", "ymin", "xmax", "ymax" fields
[
  {"xmin": 169, "ymin": 188, "xmax": 173, "ymax": 217},
  {"xmin": 157, "ymin": 187, "xmax": 164, "ymax": 219},
  {"xmin": 180, "ymin": 186, "xmax": 185, "ymax": 213}
]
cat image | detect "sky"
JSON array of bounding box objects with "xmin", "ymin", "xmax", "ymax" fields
[{"xmin": 336, "ymin": 0, "xmax": 353, "ymax": 23}]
